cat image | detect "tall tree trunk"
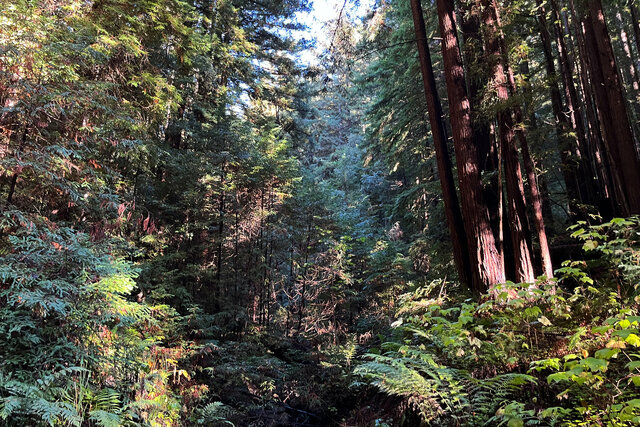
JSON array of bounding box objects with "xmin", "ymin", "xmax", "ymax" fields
[
  {"xmin": 582, "ymin": 13, "xmax": 628, "ymax": 213},
  {"xmin": 410, "ymin": 0, "xmax": 473, "ymax": 289},
  {"xmin": 265, "ymin": 189, "xmax": 274, "ymax": 326},
  {"xmin": 537, "ymin": 1, "xmax": 580, "ymax": 210},
  {"xmin": 460, "ymin": 0, "xmax": 503, "ymax": 263},
  {"xmin": 258, "ymin": 190, "xmax": 265, "ymax": 324},
  {"xmin": 435, "ymin": 0, "xmax": 505, "ymax": 294},
  {"xmin": 512, "ymin": 55, "xmax": 557, "ymax": 242},
  {"xmin": 481, "ymin": 0, "xmax": 535, "ymax": 283},
  {"xmin": 615, "ymin": 11, "xmax": 640, "ymax": 140},
  {"xmin": 234, "ymin": 203, "xmax": 239, "ymax": 303},
  {"xmin": 617, "ymin": 12, "xmax": 640, "ymax": 95},
  {"xmin": 214, "ymin": 161, "xmax": 227, "ymax": 313},
  {"xmin": 516, "ymin": 126, "xmax": 553, "ymax": 279},
  {"xmin": 585, "ymin": 0, "xmax": 640, "ymax": 214},
  {"xmin": 494, "ymin": 3, "xmax": 553, "ymax": 279},
  {"xmin": 547, "ymin": 0, "xmax": 598, "ymax": 214},
  {"xmin": 298, "ymin": 218, "xmax": 311, "ymax": 332},
  {"xmin": 568, "ymin": 0, "xmax": 617, "ymax": 215}
]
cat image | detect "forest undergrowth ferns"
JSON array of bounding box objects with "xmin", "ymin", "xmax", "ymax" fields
[
  {"xmin": 0, "ymin": 211, "xmax": 203, "ymax": 426},
  {"xmin": 528, "ymin": 216, "xmax": 640, "ymax": 425},
  {"xmin": 355, "ymin": 217, "xmax": 640, "ymax": 426}
]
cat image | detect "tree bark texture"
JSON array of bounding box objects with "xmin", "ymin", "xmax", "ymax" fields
[
  {"xmin": 410, "ymin": 0, "xmax": 474, "ymax": 289},
  {"xmin": 481, "ymin": 0, "xmax": 535, "ymax": 283},
  {"xmin": 436, "ymin": 0, "xmax": 505, "ymax": 293},
  {"xmin": 584, "ymin": 0, "xmax": 640, "ymax": 214}
]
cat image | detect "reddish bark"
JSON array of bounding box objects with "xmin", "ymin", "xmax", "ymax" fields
[
  {"xmin": 585, "ymin": 0, "xmax": 640, "ymax": 215},
  {"xmin": 460, "ymin": 0, "xmax": 503, "ymax": 262},
  {"xmin": 410, "ymin": 0, "xmax": 473, "ymax": 289},
  {"xmin": 537, "ymin": 1, "xmax": 581, "ymax": 208},
  {"xmin": 493, "ymin": 2, "xmax": 553, "ymax": 279},
  {"xmin": 568, "ymin": 0, "xmax": 617, "ymax": 215},
  {"xmin": 435, "ymin": 0, "xmax": 505, "ymax": 293},
  {"xmin": 617, "ymin": 12, "xmax": 640, "ymax": 97},
  {"xmin": 481, "ymin": 0, "xmax": 535, "ymax": 283},
  {"xmin": 548, "ymin": 0, "xmax": 600, "ymax": 212}
]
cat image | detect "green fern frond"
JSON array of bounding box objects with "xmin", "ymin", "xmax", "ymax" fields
[
  {"xmin": 198, "ymin": 401, "xmax": 236, "ymax": 426},
  {"xmin": 355, "ymin": 352, "xmax": 466, "ymax": 421},
  {"xmin": 90, "ymin": 409, "xmax": 122, "ymax": 427},
  {"xmin": 91, "ymin": 388, "xmax": 121, "ymax": 413},
  {"xmin": 0, "ymin": 396, "xmax": 21, "ymax": 420},
  {"xmin": 466, "ymin": 373, "xmax": 537, "ymax": 424}
]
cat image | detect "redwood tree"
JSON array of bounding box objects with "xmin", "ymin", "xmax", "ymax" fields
[
  {"xmin": 435, "ymin": 0, "xmax": 505, "ymax": 293},
  {"xmin": 409, "ymin": 0, "xmax": 473, "ymax": 289},
  {"xmin": 481, "ymin": 0, "xmax": 536, "ymax": 282},
  {"xmin": 583, "ymin": 0, "xmax": 640, "ymax": 215}
]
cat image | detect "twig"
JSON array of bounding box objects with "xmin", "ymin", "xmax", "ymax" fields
[{"xmin": 328, "ymin": 0, "xmax": 349, "ymax": 54}]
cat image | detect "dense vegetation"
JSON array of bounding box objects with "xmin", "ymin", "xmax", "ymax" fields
[{"xmin": 2, "ymin": 0, "xmax": 640, "ymax": 425}]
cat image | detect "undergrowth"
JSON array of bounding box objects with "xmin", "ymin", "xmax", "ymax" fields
[{"xmin": 355, "ymin": 217, "xmax": 640, "ymax": 426}]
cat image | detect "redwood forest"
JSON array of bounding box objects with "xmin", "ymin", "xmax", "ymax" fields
[{"xmin": 2, "ymin": 0, "xmax": 640, "ymax": 425}]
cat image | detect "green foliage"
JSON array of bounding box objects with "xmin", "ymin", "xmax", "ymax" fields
[
  {"xmin": 355, "ymin": 343, "xmax": 537, "ymax": 424},
  {"xmin": 197, "ymin": 402, "xmax": 235, "ymax": 426},
  {"xmin": 355, "ymin": 217, "xmax": 640, "ymax": 425},
  {"xmin": 355, "ymin": 278, "xmax": 542, "ymax": 424},
  {"xmin": 0, "ymin": 0, "xmax": 497, "ymax": 423},
  {"xmin": 569, "ymin": 216, "xmax": 640, "ymax": 292},
  {"xmin": 8, "ymin": 0, "xmax": 640, "ymax": 424},
  {"xmin": 356, "ymin": 0, "xmax": 463, "ymax": 283},
  {"xmin": 530, "ymin": 310, "xmax": 640, "ymax": 424},
  {"xmin": 0, "ymin": 211, "xmax": 198, "ymax": 425}
]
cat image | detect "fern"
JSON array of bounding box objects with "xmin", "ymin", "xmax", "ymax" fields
[
  {"xmin": 0, "ymin": 213, "xmax": 186, "ymax": 425},
  {"xmin": 355, "ymin": 352, "xmax": 467, "ymax": 422},
  {"xmin": 198, "ymin": 402, "xmax": 236, "ymax": 426},
  {"xmin": 357, "ymin": 350, "xmax": 538, "ymax": 424},
  {"xmin": 466, "ymin": 374, "xmax": 537, "ymax": 425},
  {"xmin": 89, "ymin": 410, "xmax": 122, "ymax": 427},
  {"xmin": 0, "ymin": 396, "xmax": 21, "ymax": 420},
  {"xmin": 30, "ymin": 399, "xmax": 82, "ymax": 426}
]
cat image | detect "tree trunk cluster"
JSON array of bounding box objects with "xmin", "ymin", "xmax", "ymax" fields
[{"xmin": 411, "ymin": 0, "xmax": 640, "ymax": 294}]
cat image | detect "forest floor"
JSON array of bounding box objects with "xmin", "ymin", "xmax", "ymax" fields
[{"xmin": 192, "ymin": 333, "xmax": 398, "ymax": 426}]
